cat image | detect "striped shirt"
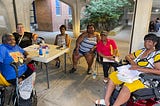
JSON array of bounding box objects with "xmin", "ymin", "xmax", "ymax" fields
[{"xmin": 79, "ymin": 36, "xmax": 97, "ymax": 53}]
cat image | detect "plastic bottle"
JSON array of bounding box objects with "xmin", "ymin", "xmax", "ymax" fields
[
  {"xmin": 63, "ymin": 43, "xmax": 66, "ymax": 49},
  {"xmin": 39, "ymin": 45, "xmax": 43, "ymax": 57},
  {"xmin": 45, "ymin": 46, "xmax": 49, "ymax": 57},
  {"xmin": 92, "ymin": 71, "xmax": 97, "ymax": 79},
  {"xmin": 62, "ymin": 39, "xmax": 66, "ymax": 49}
]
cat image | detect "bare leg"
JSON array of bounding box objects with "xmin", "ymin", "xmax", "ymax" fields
[
  {"xmin": 72, "ymin": 52, "xmax": 81, "ymax": 69},
  {"xmin": 104, "ymin": 79, "xmax": 116, "ymax": 106},
  {"xmin": 113, "ymin": 86, "xmax": 130, "ymax": 106},
  {"xmin": 54, "ymin": 57, "xmax": 60, "ymax": 68},
  {"xmin": 84, "ymin": 53, "xmax": 95, "ymax": 69}
]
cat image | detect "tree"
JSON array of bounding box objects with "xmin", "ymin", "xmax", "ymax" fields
[{"xmin": 81, "ymin": 0, "xmax": 134, "ymax": 31}]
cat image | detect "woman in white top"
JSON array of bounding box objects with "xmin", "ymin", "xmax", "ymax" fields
[{"xmin": 54, "ymin": 25, "xmax": 71, "ymax": 68}]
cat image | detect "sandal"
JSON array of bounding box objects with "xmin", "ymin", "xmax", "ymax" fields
[
  {"xmin": 55, "ymin": 61, "xmax": 60, "ymax": 68},
  {"xmin": 103, "ymin": 78, "xmax": 109, "ymax": 83}
]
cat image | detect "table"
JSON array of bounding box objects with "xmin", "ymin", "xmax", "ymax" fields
[{"xmin": 24, "ymin": 44, "xmax": 69, "ymax": 88}]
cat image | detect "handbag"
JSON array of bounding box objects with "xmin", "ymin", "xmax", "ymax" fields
[{"xmin": 27, "ymin": 63, "xmax": 36, "ymax": 71}]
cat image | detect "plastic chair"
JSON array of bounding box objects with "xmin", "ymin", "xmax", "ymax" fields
[
  {"xmin": 66, "ymin": 37, "xmax": 72, "ymax": 63},
  {"xmin": 0, "ymin": 74, "xmax": 11, "ymax": 87},
  {"xmin": 36, "ymin": 37, "xmax": 45, "ymax": 45}
]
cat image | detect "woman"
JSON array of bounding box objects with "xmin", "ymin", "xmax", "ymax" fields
[
  {"xmin": 69, "ymin": 24, "xmax": 100, "ymax": 74},
  {"xmin": 13, "ymin": 23, "xmax": 38, "ymax": 48},
  {"xmin": 104, "ymin": 33, "xmax": 160, "ymax": 106},
  {"xmin": 54, "ymin": 25, "xmax": 71, "ymax": 68},
  {"xmin": 0, "ymin": 33, "xmax": 35, "ymax": 106},
  {"xmin": 97, "ymin": 31, "xmax": 119, "ymax": 83}
]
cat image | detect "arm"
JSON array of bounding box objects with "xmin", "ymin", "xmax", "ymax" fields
[
  {"xmin": 113, "ymin": 49, "xmax": 119, "ymax": 57},
  {"xmin": 32, "ymin": 33, "xmax": 38, "ymax": 42},
  {"xmin": 75, "ymin": 33, "xmax": 86, "ymax": 51},
  {"xmin": 125, "ymin": 54, "xmax": 137, "ymax": 65},
  {"xmin": 98, "ymin": 52, "xmax": 115, "ymax": 61},
  {"xmin": 110, "ymin": 39, "xmax": 119, "ymax": 57},
  {"xmin": 130, "ymin": 62, "xmax": 160, "ymax": 75},
  {"xmin": 54, "ymin": 35, "xmax": 58, "ymax": 45},
  {"xmin": 23, "ymin": 51, "xmax": 31, "ymax": 64},
  {"xmin": 89, "ymin": 33, "xmax": 101, "ymax": 53},
  {"xmin": 23, "ymin": 51, "xmax": 29, "ymax": 57},
  {"xmin": 95, "ymin": 32, "xmax": 101, "ymax": 42},
  {"xmin": 66, "ymin": 34, "xmax": 71, "ymax": 48},
  {"xmin": 129, "ymin": 51, "xmax": 160, "ymax": 75}
]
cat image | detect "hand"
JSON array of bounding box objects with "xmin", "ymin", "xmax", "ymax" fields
[
  {"xmin": 89, "ymin": 48, "xmax": 94, "ymax": 53},
  {"xmin": 107, "ymin": 56, "xmax": 115, "ymax": 61},
  {"xmin": 18, "ymin": 78, "xmax": 23, "ymax": 83},
  {"xmin": 32, "ymin": 34, "xmax": 38, "ymax": 42},
  {"xmin": 24, "ymin": 57, "xmax": 32, "ymax": 64}
]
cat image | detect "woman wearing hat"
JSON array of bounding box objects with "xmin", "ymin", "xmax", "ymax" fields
[{"xmin": 96, "ymin": 31, "xmax": 119, "ymax": 83}]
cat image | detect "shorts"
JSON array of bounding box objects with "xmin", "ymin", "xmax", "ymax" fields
[
  {"xmin": 109, "ymin": 71, "xmax": 145, "ymax": 92},
  {"xmin": 73, "ymin": 49, "xmax": 89, "ymax": 56}
]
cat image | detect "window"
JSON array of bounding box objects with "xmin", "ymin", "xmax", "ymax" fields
[
  {"xmin": 30, "ymin": 1, "xmax": 37, "ymax": 24},
  {"xmin": 68, "ymin": 6, "xmax": 72, "ymax": 15},
  {"xmin": 56, "ymin": 0, "xmax": 61, "ymax": 15}
]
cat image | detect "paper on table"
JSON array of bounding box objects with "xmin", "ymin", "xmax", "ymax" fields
[{"xmin": 103, "ymin": 57, "xmax": 114, "ymax": 62}]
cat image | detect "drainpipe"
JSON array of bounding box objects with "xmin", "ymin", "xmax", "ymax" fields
[{"xmin": 13, "ymin": 0, "xmax": 18, "ymax": 26}]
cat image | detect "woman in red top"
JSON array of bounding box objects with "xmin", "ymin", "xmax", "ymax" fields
[{"xmin": 97, "ymin": 31, "xmax": 119, "ymax": 83}]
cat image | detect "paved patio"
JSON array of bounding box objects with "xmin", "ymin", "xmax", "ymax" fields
[
  {"xmin": 6, "ymin": 26, "xmax": 158, "ymax": 106},
  {"xmin": 33, "ymin": 26, "xmax": 131, "ymax": 106}
]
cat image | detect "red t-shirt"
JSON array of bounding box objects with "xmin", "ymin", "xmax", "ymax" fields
[{"xmin": 96, "ymin": 38, "xmax": 117, "ymax": 56}]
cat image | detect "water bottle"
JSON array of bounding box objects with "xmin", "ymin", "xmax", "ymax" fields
[
  {"xmin": 92, "ymin": 71, "xmax": 97, "ymax": 79},
  {"xmin": 39, "ymin": 45, "xmax": 43, "ymax": 57},
  {"xmin": 62, "ymin": 38, "xmax": 66, "ymax": 49},
  {"xmin": 45, "ymin": 46, "xmax": 49, "ymax": 57},
  {"xmin": 63, "ymin": 43, "xmax": 66, "ymax": 49}
]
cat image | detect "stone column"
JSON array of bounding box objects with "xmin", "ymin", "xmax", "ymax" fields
[
  {"xmin": 71, "ymin": 2, "xmax": 81, "ymax": 38},
  {"xmin": 14, "ymin": 0, "xmax": 32, "ymax": 31},
  {"xmin": 130, "ymin": 0, "xmax": 152, "ymax": 52},
  {"xmin": 1, "ymin": 0, "xmax": 17, "ymax": 32},
  {"xmin": 61, "ymin": 0, "xmax": 89, "ymax": 38}
]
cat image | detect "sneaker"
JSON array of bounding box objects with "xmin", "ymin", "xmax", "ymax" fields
[
  {"xmin": 69, "ymin": 68, "xmax": 77, "ymax": 73},
  {"xmin": 55, "ymin": 61, "xmax": 60, "ymax": 68},
  {"xmin": 95, "ymin": 99, "xmax": 106, "ymax": 106},
  {"xmin": 87, "ymin": 68, "xmax": 92, "ymax": 75}
]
